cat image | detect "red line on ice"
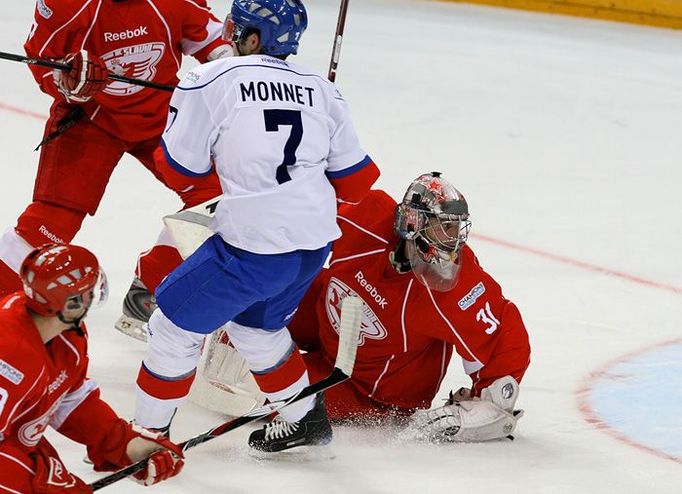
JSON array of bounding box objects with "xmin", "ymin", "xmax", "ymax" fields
[
  {"xmin": 3, "ymin": 99, "xmax": 682, "ymax": 297},
  {"xmin": 471, "ymin": 233, "xmax": 682, "ymax": 296},
  {"xmin": 576, "ymin": 337, "xmax": 682, "ymax": 465},
  {"xmin": 0, "ymin": 102, "xmax": 46, "ymax": 121}
]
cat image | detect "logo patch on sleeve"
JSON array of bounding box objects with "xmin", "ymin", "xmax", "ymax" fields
[
  {"xmin": 38, "ymin": 0, "xmax": 53, "ymax": 19},
  {"xmin": 0, "ymin": 359, "xmax": 25, "ymax": 385},
  {"xmin": 458, "ymin": 282, "xmax": 485, "ymax": 310}
]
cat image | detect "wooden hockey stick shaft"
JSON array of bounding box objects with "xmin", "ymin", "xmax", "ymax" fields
[
  {"xmin": 327, "ymin": 0, "xmax": 350, "ymax": 82},
  {"xmin": 90, "ymin": 296, "xmax": 363, "ymax": 491},
  {"xmin": 0, "ymin": 51, "xmax": 175, "ymax": 92}
]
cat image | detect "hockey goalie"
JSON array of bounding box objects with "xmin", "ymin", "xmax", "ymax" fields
[{"xmin": 171, "ymin": 172, "xmax": 531, "ymax": 443}]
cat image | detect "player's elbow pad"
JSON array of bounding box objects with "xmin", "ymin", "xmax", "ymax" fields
[{"xmin": 330, "ymin": 159, "xmax": 380, "ymax": 205}]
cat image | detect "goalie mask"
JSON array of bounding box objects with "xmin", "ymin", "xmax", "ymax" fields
[{"xmin": 394, "ymin": 172, "xmax": 471, "ymax": 292}]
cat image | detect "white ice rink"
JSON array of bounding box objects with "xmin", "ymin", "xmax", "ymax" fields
[{"xmin": 1, "ymin": 0, "xmax": 682, "ymax": 492}]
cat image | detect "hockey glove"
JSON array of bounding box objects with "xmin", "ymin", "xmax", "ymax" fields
[
  {"xmin": 401, "ymin": 375, "xmax": 524, "ymax": 443},
  {"xmin": 54, "ymin": 50, "xmax": 108, "ymax": 103},
  {"xmin": 126, "ymin": 425, "xmax": 185, "ymax": 486},
  {"xmin": 32, "ymin": 439, "xmax": 93, "ymax": 493},
  {"xmin": 92, "ymin": 422, "xmax": 184, "ymax": 486}
]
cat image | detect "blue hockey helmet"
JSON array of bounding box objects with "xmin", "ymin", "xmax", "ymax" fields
[{"xmin": 228, "ymin": 0, "xmax": 308, "ymax": 56}]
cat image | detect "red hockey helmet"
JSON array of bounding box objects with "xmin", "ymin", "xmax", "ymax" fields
[{"xmin": 19, "ymin": 243, "xmax": 107, "ymax": 320}]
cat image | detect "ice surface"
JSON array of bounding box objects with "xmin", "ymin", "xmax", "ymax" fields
[{"xmin": 1, "ymin": 0, "xmax": 681, "ymax": 492}]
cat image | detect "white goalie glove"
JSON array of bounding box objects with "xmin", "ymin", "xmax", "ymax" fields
[{"xmin": 401, "ymin": 376, "xmax": 524, "ymax": 443}]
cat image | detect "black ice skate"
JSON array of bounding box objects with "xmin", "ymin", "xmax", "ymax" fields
[
  {"xmin": 114, "ymin": 277, "xmax": 156, "ymax": 342},
  {"xmin": 249, "ymin": 393, "xmax": 332, "ymax": 453}
]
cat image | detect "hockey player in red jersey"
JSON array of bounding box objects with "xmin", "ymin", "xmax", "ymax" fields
[
  {"xmin": 0, "ymin": 243, "xmax": 184, "ymax": 493},
  {"xmin": 0, "ymin": 0, "xmax": 233, "ymax": 338},
  {"xmin": 285, "ymin": 172, "xmax": 531, "ymax": 441}
]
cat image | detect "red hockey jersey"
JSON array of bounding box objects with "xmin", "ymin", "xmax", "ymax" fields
[
  {"xmin": 290, "ymin": 190, "xmax": 531, "ymax": 412},
  {"xmin": 24, "ymin": 0, "xmax": 227, "ymax": 141},
  {"xmin": 0, "ymin": 294, "xmax": 131, "ymax": 493}
]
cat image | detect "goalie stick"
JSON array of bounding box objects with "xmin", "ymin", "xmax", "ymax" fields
[
  {"xmin": 0, "ymin": 51, "xmax": 175, "ymax": 92},
  {"xmin": 90, "ymin": 295, "xmax": 364, "ymax": 491}
]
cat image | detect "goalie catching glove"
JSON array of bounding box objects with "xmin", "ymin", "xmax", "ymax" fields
[
  {"xmin": 53, "ymin": 50, "xmax": 109, "ymax": 103},
  {"xmin": 401, "ymin": 376, "xmax": 524, "ymax": 443}
]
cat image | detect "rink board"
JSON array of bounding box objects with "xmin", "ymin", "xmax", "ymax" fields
[{"xmin": 442, "ymin": 0, "xmax": 682, "ymax": 29}]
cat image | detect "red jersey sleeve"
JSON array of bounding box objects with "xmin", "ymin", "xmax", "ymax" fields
[
  {"xmin": 468, "ymin": 301, "xmax": 530, "ymax": 396},
  {"xmin": 328, "ymin": 158, "xmax": 381, "ymax": 206},
  {"xmin": 178, "ymin": 0, "xmax": 231, "ymax": 62},
  {"xmin": 50, "ymin": 358, "xmax": 132, "ymax": 469},
  {"xmin": 0, "ymin": 340, "xmax": 46, "ymax": 446},
  {"xmin": 23, "ymin": 0, "xmax": 90, "ymax": 100},
  {"xmin": 418, "ymin": 247, "xmax": 531, "ymax": 397},
  {"xmin": 0, "ymin": 336, "xmax": 46, "ymax": 492}
]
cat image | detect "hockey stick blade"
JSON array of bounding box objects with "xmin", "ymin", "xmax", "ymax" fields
[{"xmin": 90, "ymin": 296, "xmax": 363, "ymax": 491}]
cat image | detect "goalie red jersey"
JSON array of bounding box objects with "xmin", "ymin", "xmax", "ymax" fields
[
  {"xmin": 0, "ymin": 294, "xmax": 140, "ymax": 492},
  {"xmin": 24, "ymin": 0, "xmax": 227, "ymax": 141},
  {"xmin": 289, "ymin": 190, "xmax": 531, "ymax": 418}
]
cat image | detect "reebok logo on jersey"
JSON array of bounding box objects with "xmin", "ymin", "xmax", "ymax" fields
[
  {"xmin": 354, "ymin": 271, "xmax": 388, "ymax": 309},
  {"xmin": 48, "ymin": 370, "xmax": 68, "ymax": 395},
  {"xmin": 104, "ymin": 26, "xmax": 149, "ymax": 42},
  {"xmin": 458, "ymin": 282, "xmax": 485, "ymax": 310},
  {"xmin": 0, "ymin": 359, "xmax": 24, "ymax": 385},
  {"xmin": 39, "ymin": 225, "xmax": 64, "ymax": 244}
]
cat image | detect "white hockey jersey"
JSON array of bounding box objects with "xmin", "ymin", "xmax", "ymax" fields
[{"xmin": 160, "ymin": 54, "xmax": 372, "ymax": 254}]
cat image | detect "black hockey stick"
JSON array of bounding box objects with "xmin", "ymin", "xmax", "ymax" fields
[
  {"xmin": 327, "ymin": 0, "xmax": 350, "ymax": 82},
  {"xmin": 90, "ymin": 296, "xmax": 363, "ymax": 491},
  {"xmin": 0, "ymin": 51, "xmax": 175, "ymax": 92}
]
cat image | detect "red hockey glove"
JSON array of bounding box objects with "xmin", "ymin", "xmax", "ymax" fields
[
  {"xmin": 126, "ymin": 425, "xmax": 184, "ymax": 486},
  {"xmin": 32, "ymin": 439, "xmax": 92, "ymax": 493},
  {"xmin": 54, "ymin": 50, "xmax": 108, "ymax": 103}
]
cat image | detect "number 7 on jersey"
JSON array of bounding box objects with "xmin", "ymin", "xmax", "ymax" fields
[{"xmin": 263, "ymin": 109, "xmax": 303, "ymax": 184}]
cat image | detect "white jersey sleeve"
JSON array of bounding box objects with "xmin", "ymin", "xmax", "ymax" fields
[
  {"xmin": 160, "ymin": 69, "xmax": 221, "ymax": 176},
  {"xmin": 326, "ymin": 86, "xmax": 371, "ymax": 177}
]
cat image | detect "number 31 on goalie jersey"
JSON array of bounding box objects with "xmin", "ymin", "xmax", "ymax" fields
[{"xmin": 477, "ymin": 302, "xmax": 501, "ymax": 335}]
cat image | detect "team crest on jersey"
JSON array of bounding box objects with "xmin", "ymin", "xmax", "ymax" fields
[
  {"xmin": 325, "ymin": 277, "xmax": 387, "ymax": 346},
  {"xmin": 38, "ymin": 0, "xmax": 53, "ymax": 19},
  {"xmin": 18, "ymin": 399, "xmax": 62, "ymax": 447},
  {"xmin": 0, "ymin": 359, "xmax": 24, "ymax": 385},
  {"xmin": 458, "ymin": 281, "xmax": 485, "ymax": 310},
  {"xmin": 101, "ymin": 43, "xmax": 165, "ymax": 96}
]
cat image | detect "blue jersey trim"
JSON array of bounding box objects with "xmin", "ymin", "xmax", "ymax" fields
[
  {"xmin": 326, "ymin": 155, "xmax": 373, "ymax": 179},
  {"xmin": 177, "ymin": 63, "xmax": 331, "ymax": 91},
  {"xmin": 160, "ymin": 138, "xmax": 212, "ymax": 178},
  {"xmin": 142, "ymin": 362, "xmax": 196, "ymax": 381}
]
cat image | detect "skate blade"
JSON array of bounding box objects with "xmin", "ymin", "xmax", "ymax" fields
[
  {"xmin": 248, "ymin": 444, "xmax": 336, "ymax": 463},
  {"xmin": 114, "ymin": 315, "xmax": 148, "ymax": 342}
]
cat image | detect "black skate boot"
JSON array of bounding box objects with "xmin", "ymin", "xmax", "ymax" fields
[
  {"xmin": 249, "ymin": 393, "xmax": 332, "ymax": 453},
  {"xmin": 114, "ymin": 277, "xmax": 157, "ymax": 342}
]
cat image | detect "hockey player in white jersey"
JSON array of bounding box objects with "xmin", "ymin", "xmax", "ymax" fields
[{"xmin": 134, "ymin": 0, "xmax": 380, "ymax": 453}]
